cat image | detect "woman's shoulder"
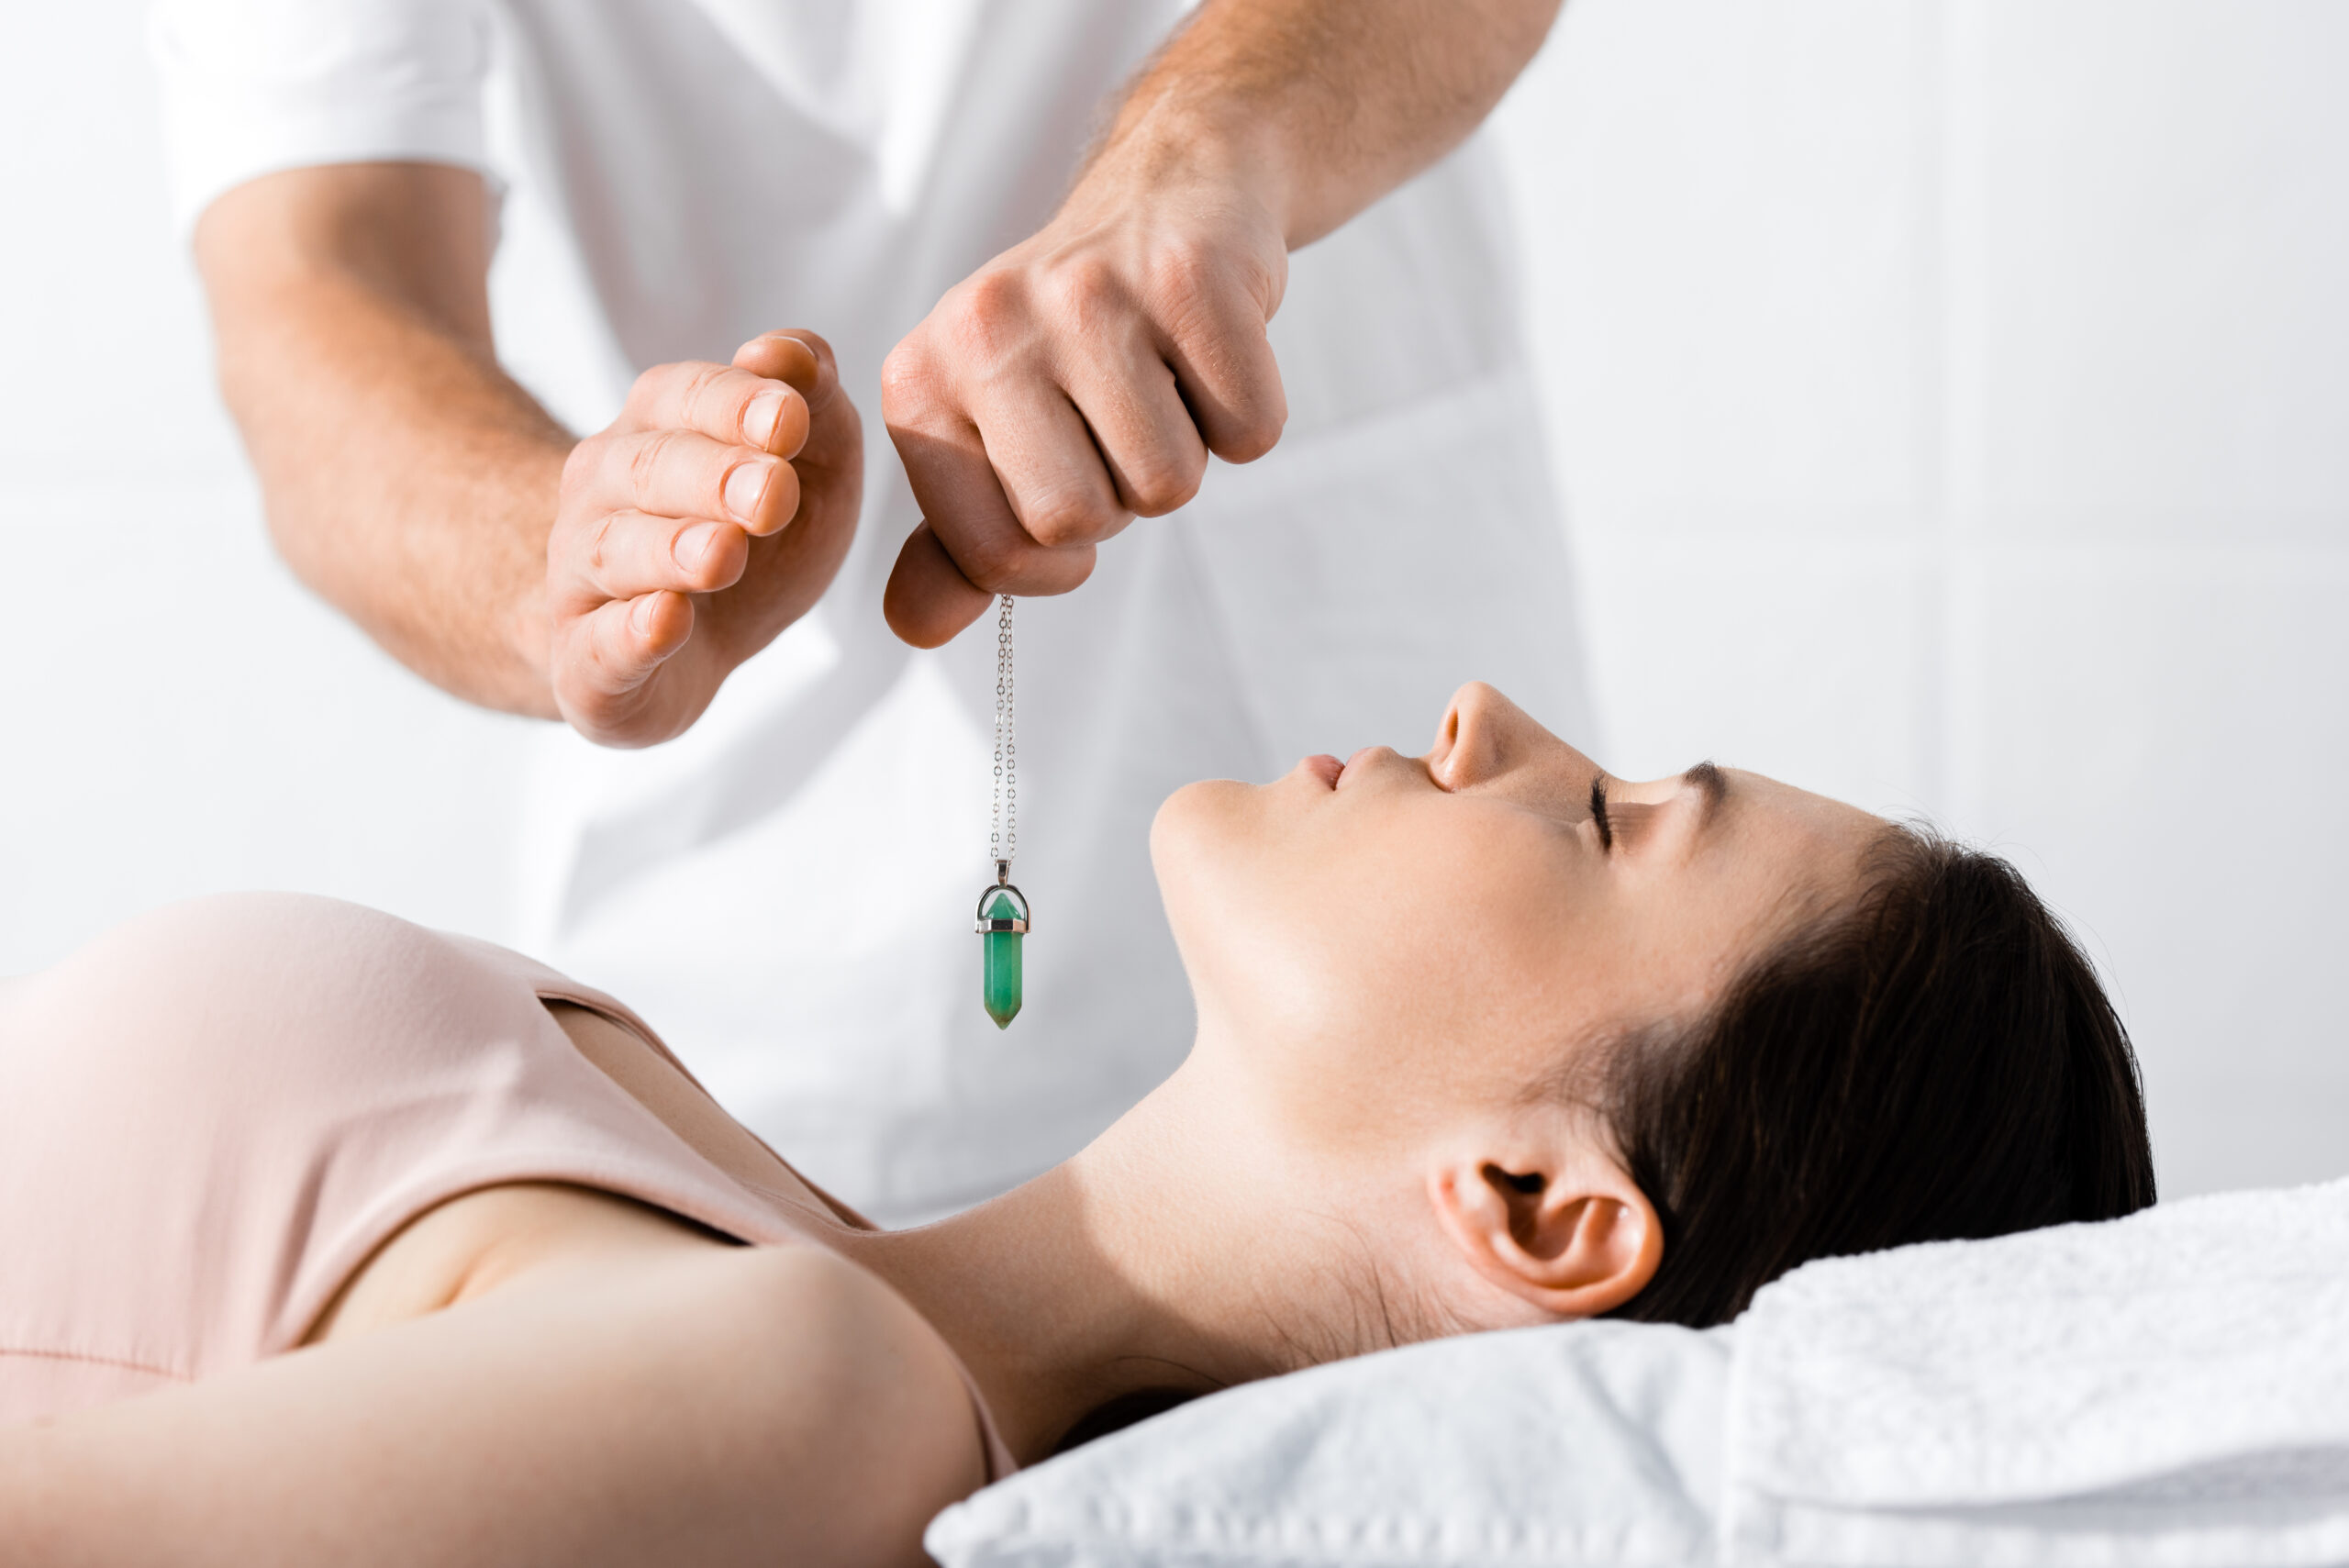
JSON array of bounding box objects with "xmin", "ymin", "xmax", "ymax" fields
[
  {"xmin": 34, "ymin": 891, "xmax": 480, "ymax": 993},
  {"xmin": 2, "ymin": 892, "xmax": 587, "ymax": 1207},
  {"xmin": 656, "ymin": 1242, "xmax": 996, "ymax": 1537},
  {"xmin": 21, "ymin": 892, "xmax": 549, "ymax": 1046}
]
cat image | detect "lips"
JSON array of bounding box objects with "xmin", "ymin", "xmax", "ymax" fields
[{"xmin": 1301, "ymin": 753, "xmax": 1343, "ymax": 789}]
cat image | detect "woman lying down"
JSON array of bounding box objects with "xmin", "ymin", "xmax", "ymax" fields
[{"xmin": 0, "ymin": 682, "xmax": 2154, "ymax": 1565}]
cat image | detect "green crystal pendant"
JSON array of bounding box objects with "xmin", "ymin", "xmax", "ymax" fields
[{"xmin": 974, "ymin": 868, "xmax": 1030, "ymax": 1029}]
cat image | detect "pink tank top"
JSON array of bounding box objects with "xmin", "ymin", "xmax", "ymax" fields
[{"xmin": 0, "ymin": 893, "xmax": 1015, "ymax": 1479}]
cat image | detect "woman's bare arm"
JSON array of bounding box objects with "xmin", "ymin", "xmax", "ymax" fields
[{"xmin": 0, "ymin": 1242, "xmax": 984, "ymax": 1567}]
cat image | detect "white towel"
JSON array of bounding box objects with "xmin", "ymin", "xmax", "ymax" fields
[
  {"xmin": 1725, "ymin": 1176, "xmax": 2349, "ymax": 1567},
  {"xmin": 929, "ymin": 1320, "xmax": 1731, "ymax": 1567}
]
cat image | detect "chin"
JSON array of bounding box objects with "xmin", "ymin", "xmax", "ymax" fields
[
  {"xmin": 1149, "ymin": 777, "xmax": 1257, "ymax": 961},
  {"xmin": 1150, "ymin": 778, "xmax": 1245, "ymax": 883}
]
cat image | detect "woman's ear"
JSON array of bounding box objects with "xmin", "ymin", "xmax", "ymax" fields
[{"xmin": 1427, "ymin": 1144, "xmax": 1663, "ymax": 1319}]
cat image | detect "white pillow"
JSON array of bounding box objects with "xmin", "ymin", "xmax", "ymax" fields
[
  {"xmin": 930, "ymin": 1181, "xmax": 2349, "ymax": 1568},
  {"xmin": 925, "ymin": 1320, "xmax": 1731, "ymax": 1568}
]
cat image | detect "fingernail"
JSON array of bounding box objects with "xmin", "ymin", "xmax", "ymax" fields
[
  {"xmin": 724, "ymin": 460, "xmax": 774, "ymax": 524},
  {"xmin": 630, "ymin": 596, "xmax": 658, "ymax": 636},
  {"xmin": 676, "ymin": 520, "xmax": 725, "ymax": 569},
  {"xmin": 744, "ymin": 389, "xmax": 786, "ymax": 449}
]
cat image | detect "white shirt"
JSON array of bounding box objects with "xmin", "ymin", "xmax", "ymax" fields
[{"xmin": 153, "ymin": 0, "xmax": 1591, "ymax": 1220}]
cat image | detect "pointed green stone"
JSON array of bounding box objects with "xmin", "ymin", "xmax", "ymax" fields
[{"xmin": 982, "ymin": 889, "xmax": 1023, "ymax": 1029}]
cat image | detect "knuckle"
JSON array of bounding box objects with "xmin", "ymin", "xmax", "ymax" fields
[
  {"xmin": 950, "ymin": 272, "xmax": 1030, "ymax": 358},
  {"xmin": 1150, "ymin": 237, "xmax": 1216, "ymax": 300},
  {"xmin": 963, "ymin": 268, "xmax": 1025, "ymax": 323},
  {"xmin": 681, "ymin": 354, "xmax": 741, "ymax": 429},
  {"xmin": 676, "ymin": 360, "xmax": 731, "ymax": 426},
  {"xmin": 878, "ymin": 339, "xmax": 932, "ymax": 416},
  {"xmin": 1194, "ymin": 364, "xmax": 1286, "ymax": 462},
  {"xmin": 1043, "ymin": 256, "xmax": 1120, "ymax": 324},
  {"xmin": 626, "ymin": 428, "xmax": 677, "ymax": 499},
  {"xmin": 1144, "ymin": 246, "xmax": 1229, "ymax": 331},
  {"xmin": 587, "ymin": 628, "xmax": 635, "ymax": 690},
  {"xmin": 1231, "ymin": 406, "xmax": 1286, "ymax": 458},
  {"xmin": 586, "ymin": 514, "xmax": 623, "ymax": 581},
  {"xmin": 1218, "ymin": 421, "xmax": 1276, "ymax": 462},
  {"xmin": 1128, "ymin": 454, "xmax": 1204, "ymax": 517},
  {"xmin": 955, "ymin": 528, "xmax": 1032, "ymax": 593},
  {"xmin": 1025, "ymin": 489, "xmax": 1120, "ymax": 550}
]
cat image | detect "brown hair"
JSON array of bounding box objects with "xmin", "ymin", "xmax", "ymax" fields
[{"xmin": 1603, "ymin": 825, "xmax": 2156, "ymax": 1329}]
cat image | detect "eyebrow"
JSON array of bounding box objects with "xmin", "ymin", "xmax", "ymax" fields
[{"xmin": 1684, "ymin": 761, "xmax": 1729, "ymax": 827}]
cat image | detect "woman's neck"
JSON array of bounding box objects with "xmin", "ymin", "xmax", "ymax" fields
[{"xmin": 834, "ymin": 1064, "xmax": 1364, "ymax": 1463}]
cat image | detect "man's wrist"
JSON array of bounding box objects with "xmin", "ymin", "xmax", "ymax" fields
[
  {"xmin": 1082, "ymin": 0, "xmax": 1561, "ymax": 251},
  {"xmin": 503, "ymin": 440, "xmax": 573, "ymax": 723},
  {"xmin": 1076, "ymin": 87, "xmax": 1298, "ymax": 245},
  {"xmin": 504, "ymin": 593, "xmax": 563, "ymax": 721}
]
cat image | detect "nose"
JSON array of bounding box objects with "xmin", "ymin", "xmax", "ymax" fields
[
  {"xmin": 1429, "ymin": 681, "xmax": 1516, "ymax": 789},
  {"xmin": 1429, "ymin": 682, "xmax": 1606, "ymax": 806}
]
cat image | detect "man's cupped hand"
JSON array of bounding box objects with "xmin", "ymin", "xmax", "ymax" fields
[{"xmin": 547, "ymin": 331, "xmax": 863, "ymax": 747}]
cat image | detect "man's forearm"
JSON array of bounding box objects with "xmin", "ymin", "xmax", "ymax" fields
[
  {"xmin": 197, "ymin": 164, "xmax": 569, "ymax": 718},
  {"xmin": 1097, "ymin": 0, "xmax": 1563, "ymax": 246},
  {"xmin": 875, "ymin": 0, "xmax": 1564, "ymax": 644}
]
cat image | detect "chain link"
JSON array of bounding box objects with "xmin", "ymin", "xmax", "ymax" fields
[{"xmin": 989, "ymin": 595, "xmax": 1017, "ymax": 871}]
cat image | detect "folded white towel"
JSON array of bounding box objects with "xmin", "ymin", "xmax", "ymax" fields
[
  {"xmin": 1726, "ymin": 1176, "xmax": 2349, "ymax": 1567},
  {"xmin": 929, "ymin": 1320, "xmax": 1731, "ymax": 1568}
]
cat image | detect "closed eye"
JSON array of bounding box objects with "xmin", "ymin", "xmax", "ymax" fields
[{"xmin": 1588, "ymin": 775, "xmax": 1612, "ymax": 851}]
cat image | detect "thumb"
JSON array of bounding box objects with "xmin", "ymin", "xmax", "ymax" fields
[{"xmin": 882, "ymin": 523, "xmax": 994, "ymax": 649}]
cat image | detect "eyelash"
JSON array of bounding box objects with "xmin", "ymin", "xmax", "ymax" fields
[{"xmin": 1588, "ymin": 776, "xmax": 1613, "ymax": 851}]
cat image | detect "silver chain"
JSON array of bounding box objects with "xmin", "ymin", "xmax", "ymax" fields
[{"xmin": 989, "ymin": 595, "xmax": 1017, "ymax": 871}]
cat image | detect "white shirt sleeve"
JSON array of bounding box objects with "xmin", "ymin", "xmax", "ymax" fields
[{"xmin": 150, "ymin": 0, "xmax": 495, "ymax": 238}]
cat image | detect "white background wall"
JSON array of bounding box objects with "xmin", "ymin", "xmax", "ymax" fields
[{"xmin": 3, "ymin": 1, "xmax": 2342, "ymax": 1198}]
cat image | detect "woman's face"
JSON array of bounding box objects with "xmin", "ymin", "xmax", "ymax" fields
[{"xmin": 1151, "ymin": 683, "xmax": 1887, "ymax": 1154}]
